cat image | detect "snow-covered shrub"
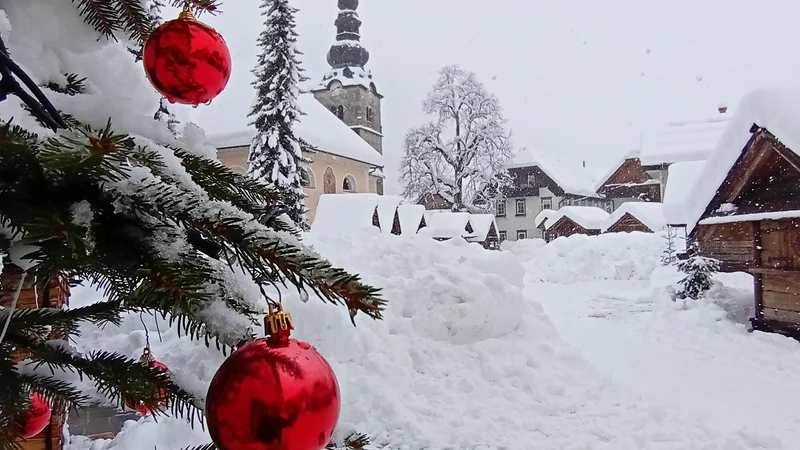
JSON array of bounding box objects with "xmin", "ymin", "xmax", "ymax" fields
[{"xmin": 676, "ymin": 255, "xmax": 720, "ymax": 300}]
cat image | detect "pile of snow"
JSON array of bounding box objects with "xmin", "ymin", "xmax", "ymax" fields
[
  {"xmin": 501, "ymin": 237, "xmax": 546, "ymax": 257},
  {"xmin": 466, "ymin": 213, "xmax": 497, "ymax": 241},
  {"xmin": 419, "ymin": 210, "xmax": 471, "ymax": 239},
  {"xmin": 663, "ymin": 161, "xmax": 705, "ymax": 226},
  {"xmin": 312, "ymin": 194, "xmax": 380, "ymax": 234},
  {"xmin": 545, "ymin": 206, "xmax": 610, "ymax": 231},
  {"xmin": 602, "ymin": 202, "xmax": 665, "ymax": 233},
  {"xmin": 395, "ymin": 204, "xmax": 426, "ymax": 235},
  {"xmin": 66, "ymin": 232, "xmax": 741, "ymax": 449},
  {"xmin": 685, "ymin": 88, "xmax": 800, "ymax": 232},
  {"xmin": 517, "ymin": 232, "xmax": 664, "ymax": 283}
]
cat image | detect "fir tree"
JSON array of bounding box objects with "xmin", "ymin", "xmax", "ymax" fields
[
  {"xmin": 0, "ymin": 1, "xmax": 381, "ymax": 449},
  {"xmin": 247, "ymin": 0, "xmax": 309, "ymax": 226},
  {"xmin": 676, "ymin": 252, "xmax": 720, "ymax": 300},
  {"xmin": 661, "ymin": 228, "xmax": 678, "ymax": 266}
]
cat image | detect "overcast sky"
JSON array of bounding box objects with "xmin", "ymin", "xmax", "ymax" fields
[{"xmin": 178, "ymin": 0, "xmax": 800, "ymax": 193}]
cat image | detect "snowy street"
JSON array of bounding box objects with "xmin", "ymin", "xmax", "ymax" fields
[{"xmin": 534, "ymin": 278, "xmax": 800, "ymax": 448}]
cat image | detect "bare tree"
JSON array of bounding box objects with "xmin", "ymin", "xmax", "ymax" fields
[{"xmin": 400, "ymin": 65, "xmax": 514, "ymax": 211}]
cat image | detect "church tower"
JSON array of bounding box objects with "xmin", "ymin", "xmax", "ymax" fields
[{"xmin": 312, "ymin": 0, "xmax": 383, "ymax": 155}]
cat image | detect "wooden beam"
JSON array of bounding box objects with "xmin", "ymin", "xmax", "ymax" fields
[{"xmin": 753, "ymin": 221, "xmax": 764, "ymax": 321}]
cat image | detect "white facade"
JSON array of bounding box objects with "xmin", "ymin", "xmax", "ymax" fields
[{"xmin": 495, "ymin": 188, "xmax": 562, "ymax": 241}]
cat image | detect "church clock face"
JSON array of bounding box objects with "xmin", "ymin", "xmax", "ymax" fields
[{"xmin": 330, "ymin": 80, "xmax": 343, "ymax": 91}]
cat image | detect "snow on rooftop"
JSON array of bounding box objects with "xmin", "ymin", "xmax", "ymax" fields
[
  {"xmin": 686, "ymin": 88, "xmax": 800, "ymax": 233},
  {"xmin": 468, "ymin": 214, "xmax": 497, "ymax": 242},
  {"xmin": 507, "ymin": 149, "xmax": 600, "ymax": 197},
  {"xmin": 312, "ymin": 67, "xmax": 378, "ymax": 93},
  {"xmin": 662, "ymin": 161, "xmax": 705, "ymax": 226},
  {"xmin": 396, "ymin": 204, "xmax": 426, "ymax": 235},
  {"xmin": 602, "ymin": 202, "xmax": 665, "ymax": 233},
  {"xmin": 546, "ymin": 206, "xmax": 610, "ymax": 231},
  {"xmin": 311, "ymin": 193, "xmax": 381, "ymax": 234},
  {"xmin": 535, "ymin": 209, "xmax": 556, "ymax": 228},
  {"xmin": 639, "ymin": 115, "xmax": 730, "ymax": 166},
  {"xmin": 207, "ymin": 94, "xmax": 383, "ymax": 167},
  {"xmin": 421, "ymin": 210, "xmax": 472, "ymax": 239}
]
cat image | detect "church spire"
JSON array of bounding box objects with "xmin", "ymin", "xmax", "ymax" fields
[{"xmin": 327, "ymin": 0, "xmax": 370, "ymax": 69}]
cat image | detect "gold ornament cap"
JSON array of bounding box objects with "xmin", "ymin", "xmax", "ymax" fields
[
  {"xmin": 178, "ymin": 3, "xmax": 196, "ymax": 20},
  {"xmin": 140, "ymin": 347, "xmax": 156, "ymax": 364},
  {"xmin": 265, "ymin": 302, "xmax": 294, "ymax": 336}
]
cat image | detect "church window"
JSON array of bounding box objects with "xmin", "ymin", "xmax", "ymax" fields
[
  {"xmin": 300, "ymin": 168, "xmax": 315, "ymax": 189},
  {"xmin": 343, "ymin": 175, "xmax": 356, "ymax": 192},
  {"xmin": 366, "ymin": 107, "xmax": 374, "ymax": 123},
  {"xmin": 336, "ymin": 106, "xmax": 345, "ymax": 120}
]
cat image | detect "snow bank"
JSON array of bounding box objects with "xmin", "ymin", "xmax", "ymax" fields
[
  {"xmin": 311, "ymin": 193, "xmax": 381, "ymax": 234},
  {"xmin": 396, "ymin": 204, "xmax": 425, "ymax": 235},
  {"xmin": 517, "ymin": 232, "xmax": 663, "ymax": 283}
]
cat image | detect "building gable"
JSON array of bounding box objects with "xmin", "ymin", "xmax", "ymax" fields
[
  {"xmin": 506, "ymin": 166, "xmax": 566, "ymax": 197},
  {"xmin": 597, "ymin": 158, "xmax": 661, "ymax": 202},
  {"xmin": 605, "ymin": 212, "xmax": 651, "ymax": 233},
  {"xmin": 696, "ymin": 127, "xmax": 800, "ymax": 227}
]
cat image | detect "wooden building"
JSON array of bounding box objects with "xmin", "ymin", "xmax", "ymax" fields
[
  {"xmin": 602, "ymin": 202, "xmax": 665, "ymax": 234},
  {"xmin": 544, "ymin": 206, "xmax": 610, "ymax": 241},
  {"xmin": 467, "ymin": 214, "xmax": 501, "ymax": 250},
  {"xmin": 595, "ymin": 154, "xmax": 662, "ymax": 208},
  {"xmin": 691, "ymin": 123, "xmax": 800, "ymax": 337}
]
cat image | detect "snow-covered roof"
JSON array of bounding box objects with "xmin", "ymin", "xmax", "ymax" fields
[
  {"xmin": 311, "ymin": 193, "xmax": 381, "ymax": 234},
  {"xmin": 421, "ymin": 211, "xmax": 472, "ymax": 239},
  {"xmin": 396, "ymin": 204, "xmax": 426, "ymax": 235},
  {"xmin": 686, "ymin": 88, "xmax": 800, "ymax": 233},
  {"xmin": 507, "ymin": 149, "xmax": 600, "ymax": 197},
  {"xmin": 207, "ymin": 94, "xmax": 383, "ymax": 167},
  {"xmin": 467, "ymin": 214, "xmax": 497, "ymax": 242},
  {"xmin": 663, "ymin": 161, "xmax": 705, "ymax": 226},
  {"xmin": 375, "ymin": 196, "xmax": 403, "ymax": 235},
  {"xmin": 545, "ymin": 206, "xmax": 610, "ymax": 231},
  {"xmin": 534, "ymin": 209, "xmax": 556, "ymax": 228},
  {"xmin": 699, "ymin": 210, "xmax": 800, "ymax": 226},
  {"xmin": 640, "ymin": 115, "xmax": 730, "ymax": 166},
  {"xmin": 602, "ymin": 202, "xmax": 665, "ymax": 233}
]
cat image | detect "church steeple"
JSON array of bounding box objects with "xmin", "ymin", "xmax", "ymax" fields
[{"xmin": 327, "ymin": 0, "xmax": 370, "ymax": 69}]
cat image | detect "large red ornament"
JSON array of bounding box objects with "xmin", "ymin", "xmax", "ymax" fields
[
  {"xmin": 124, "ymin": 348, "xmax": 171, "ymax": 415},
  {"xmin": 206, "ymin": 303, "xmax": 340, "ymax": 450},
  {"xmin": 142, "ymin": 5, "xmax": 231, "ymax": 106},
  {"xmin": 18, "ymin": 393, "xmax": 51, "ymax": 439}
]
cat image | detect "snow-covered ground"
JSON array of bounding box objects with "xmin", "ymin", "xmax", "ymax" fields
[{"xmin": 67, "ymin": 231, "xmax": 800, "ymax": 449}]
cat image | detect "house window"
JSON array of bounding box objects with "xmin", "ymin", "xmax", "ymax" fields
[
  {"xmin": 342, "ymin": 175, "xmax": 356, "ymax": 192},
  {"xmin": 300, "ymin": 168, "xmax": 315, "ymax": 189},
  {"xmin": 499, "ymin": 230, "xmax": 507, "ymax": 242},
  {"xmin": 336, "ymin": 105, "xmax": 344, "ymax": 120},
  {"xmin": 515, "ymin": 199, "xmax": 526, "ymax": 216},
  {"xmin": 366, "ymin": 107, "xmax": 374, "ymax": 123},
  {"xmin": 496, "ymin": 200, "xmax": 506, "ymax": 217},
  {"xmin": 516, "ymin": 230, "xmax": 528, "ymax": 240},
  {"xmin": 527, "ymin": 173, "xmax": 536, "ymax": 187},
  {"xmin": 541, "ymin": 197, "xmax": 552, "ymax": 210}
]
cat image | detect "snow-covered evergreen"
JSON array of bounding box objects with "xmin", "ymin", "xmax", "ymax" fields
[
  {"xmin": 661, "ymin": 228, "xmax": 678, "ymax": 265},
  {"xmin": 676, "ymin": 253, "xmax": 720, "ymax": 300},
  {"xmin": 247, "ymin": 0, "xmax": 308, "ymax": 225}
]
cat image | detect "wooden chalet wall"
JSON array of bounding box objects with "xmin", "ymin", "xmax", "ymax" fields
[
  {"xmin": 751, "ymin": 219, "xmax": 800, "ymax": 335},
  {"xmin": 597, "ymin": 158, "xmax": 662, "ymax": 202},
  {"xmin": 696, "ymin": 222, "xmax": 755, "ymax": 272},
  {"xmin": 2, "ymin": 264, "xmax": 68, "ymax": 450},
  {"xmin": 605, "ymin": 213, "xmax": 652, "ymax": 233},
  {"xmin": 546, "ymin": 217, "xmax": 600, "ymax": 241}
]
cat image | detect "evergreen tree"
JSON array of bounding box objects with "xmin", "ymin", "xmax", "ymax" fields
[
  {"xmin": 661, "ymin": 228, "xmax": 678, "ymax": 266},
  {"xmin": 0, "ymin": 1, "xmax": 382, "ymax": 448},
  {"xmin": 247, "ymin": 0, "xmax": 308, "ymax": 226},
  {"xmin": 676, "ymin": 253, "xmax": 720, "ymax": 300}
]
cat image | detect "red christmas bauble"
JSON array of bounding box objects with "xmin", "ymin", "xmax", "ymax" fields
[
  {"xmin": 124, "ymin": 356, "xmax": 171, "ymax": 415},
  {"xmin": 206, "ymin": 338, "xmax": 340, "ymax": 450},
  {"xmin": 143, "ymin": 14, "xmax": 231, "ymax": 106},
  {"xmin": 18, "ymin": 393, "xmax": 51, "ymax": 439}
]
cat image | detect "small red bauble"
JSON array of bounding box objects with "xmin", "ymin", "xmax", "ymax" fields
[
  {"xmin": 18, "ymin": 393, "xmax": 51, "ymax": 439},
  {"xmin": 124, "ymin": 349, "xmax": 171, "ymax": 415},
  {"xmin": 143, "ymin": 7, "xmax": 231, "ymax": 106},
  {"xmin": 206, "ymin": 304, "xmax": 340, "ymax": 450}
]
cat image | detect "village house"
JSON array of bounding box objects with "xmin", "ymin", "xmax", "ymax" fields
[
  {"xmin": 543, "ymin": 206, "xmax": 610, "ymax": 242},
  {"xmin": 687, "ymin": 89, "xmax": 800, "ymax": 338},
  {"xmin": 602, "ymin": 202, "xmax": 665, "ymax": 234},
  {"xmin": 496, "ymin": 151, "xmax": 612, "ymax": 241},
  {"xmin": 395, "ymin": 204, "xmax": 428, "ymax": 235},
  {"xmin": 594, "ymin": 150, "xmax": 662, "ymax": 207},
  {"xmin": 209, "ymin": 0, "xmax": 385, "ymax": 226},
  {"xmin": 639, "ymin": 107, "xmax": 730, "ymax": 200}
]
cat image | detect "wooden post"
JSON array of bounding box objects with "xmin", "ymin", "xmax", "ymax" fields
[
  {"xmin": 753, "ymin": 222, "xmax": 764, "ymax": 322},
  {"xmin": 1, "ymin": 263, "xmax": 69, "ymax": 450}
]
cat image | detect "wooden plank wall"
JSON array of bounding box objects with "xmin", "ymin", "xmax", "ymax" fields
[
  {"xmin": 761, "ymin": 273, "xmax": 800, "ymax": 325},
  {"xmin": 606, "ymin": 214, "xmax": 651, "ymax": 233},
  {"xmin": 696, "ymin": 222, "xmax": 754, "ymax": 272}
]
